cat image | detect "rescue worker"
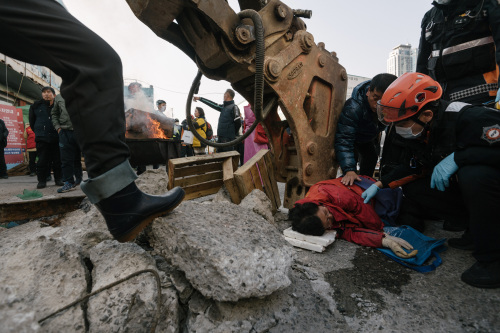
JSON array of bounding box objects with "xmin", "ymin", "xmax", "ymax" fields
[
  {"xmin": 335, "ymin": 73, "xmax": 397, "ymax": 185},
  {"xmin": 0, "ymin": 0, "xmax": 184, "ymax": 242},
  {"xmin": 417, "ymin": 0, "xmax": 500, "ymax": 105},
  {"xmin": 363, "ymin": 72, "xmax": 500, "ymax": 288},
  {"xmin": 289, "ymin": 177, "xmax": 417, "ymax": 259}
]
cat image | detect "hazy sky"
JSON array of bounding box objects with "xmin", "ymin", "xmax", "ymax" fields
[{"xmin": 62, "ymin": 0, "xmax": 432, "ymax": 128}]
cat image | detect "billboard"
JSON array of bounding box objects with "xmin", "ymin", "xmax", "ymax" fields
[{"xmin": 0, "ymin": 105, "xmax": 25, "ymax": 169}]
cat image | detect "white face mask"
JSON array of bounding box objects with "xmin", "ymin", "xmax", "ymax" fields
[
  {"xmin": 435, "ymin": 0, "xmax": 452, "ymax": 4},
  {"xmin": 395, "ymin": 123, "xmax": 423, "ymax": 139},
  {"xmin": 159, "ymin": 105, "xmax": 166, "ymax": 112}
]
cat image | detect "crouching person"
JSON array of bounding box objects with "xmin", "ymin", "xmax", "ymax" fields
[
  {"xmin": 289, "ymin": 177, "xmax": 417, "ymax": 259},
  {"xmin": 368, "ymin": 72, "xmax": 500, "ymax": 288}
]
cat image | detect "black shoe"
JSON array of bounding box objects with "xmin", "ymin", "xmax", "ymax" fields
[
  {"xmin": 37, "ymin": 182, "xmax": 46, "ymax": 189},
  {"xmin": 95, "ymin": 182, "xmax": 185, "ymax": 242},
  {"xmin": 448, "ymin": 232, "xmax": 474, "ymax": 251},
  {"xmin": 55, "ymin": 179, "xmax": 64, "ymax": 186},
  {"xmin": 29, "ymin": 172, "xmax": 36, "ymax": 177},
  {"xmin": 461, "ymin": 261, "xmax": 500, "ymax": 289},
  {"xmin": 46, "ymin": 175, "xmax": 52, "ymax": 182},
  {"xmin": 0, "ymin": 175, "xmax": 8, "ymax": 179}
]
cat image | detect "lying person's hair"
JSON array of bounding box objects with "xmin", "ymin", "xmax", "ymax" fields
[{"xmin": 288, "ymin": 202, "xmax": 325, "ymax": 236}]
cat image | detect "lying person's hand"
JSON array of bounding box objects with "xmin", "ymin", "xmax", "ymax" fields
[
  {"xmin": 382, "ymin": 234, "xmax": 418, "ymax": 259},
  {"xmin": 341, "ymin": 171, "xmax": 361, "ymax": 186}
]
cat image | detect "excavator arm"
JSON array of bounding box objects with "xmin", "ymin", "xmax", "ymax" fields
[{"xmin": 126, "ymin": 0, "xmax": 347, "ymax": 207}]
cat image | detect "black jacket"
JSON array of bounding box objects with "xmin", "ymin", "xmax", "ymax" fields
[
  {"xmin": 29, "ymin": 99, "xmax": 58, "ymax": 142},
  {"xmin": 417, "ymin": 0, "xmax": 500, "ymax": 104},
  {"xmin": 380, "ymin": 101, "xmax": 500, "ymax": 188},
  {"xmin": 335, "ymin": 80, "xmax": 386, "ymax": 173},
  {"xmin": 0, "ymin": 119, "xmax": 8, "ymax": 148},
  {"xmin": 199, "ymin": 98, "xmax": 239, "ymax": 140}
]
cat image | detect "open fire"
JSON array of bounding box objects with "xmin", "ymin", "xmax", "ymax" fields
[{"xmin": 125, "ymin": 108, "xmax": 175, "ymax": 139}]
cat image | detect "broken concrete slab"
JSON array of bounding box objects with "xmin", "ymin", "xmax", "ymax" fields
[
  {"xmin": 239, "ymin": 189, "xmax": 275, "ymax": 224},
  {"xmin": 0, "ymin": 232, "xmax": 88, "ymax": 332},
  {"xmin": 87, "ymin": 240, "xmax": 177, "ymax": 333},
  {"xmin": 148, "ymin": 200, "xmax": 294, "ymax": 302}
]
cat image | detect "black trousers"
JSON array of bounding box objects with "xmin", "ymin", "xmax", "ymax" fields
[
  {"xmin": 58, "ymin": 129, "xmax": 82, "ymax": 183},
  {"xmin": 36, "ymin": 140, "xmax": 62, "ymax": 183},
  {"xmin": 0, "ymin": 0, "xmax": 129, "ymax": 178},
  {"xmin": 28, "ymin": 151, "xmax": 37, "ymax": 174},
  {"xmin": 0, "ymin": 146, "xmax": 6, "ymax": 177},
  {"xmin": 354, "ymin": 138, "xmax": 380, "ymax": 177},
  {"xmin": 216, "ymin": 137, "xmax": 235, "ymax": 153},
  {"xmin": 458, "ymin": 165, "xmax": 500, "ymax": 263}
]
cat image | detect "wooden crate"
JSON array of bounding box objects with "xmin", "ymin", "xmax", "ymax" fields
[
  {"xmin": 232, "ymin": 149, "xmax": 281, "ymax": 213},
  {"xmin": 168, "ymin": 151, "xmax": 240, "ymax": 201}
]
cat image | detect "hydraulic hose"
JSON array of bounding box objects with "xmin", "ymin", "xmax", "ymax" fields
[{"xmin": 185, "ymin": 9, "xmax": 265, "ymax": 148}]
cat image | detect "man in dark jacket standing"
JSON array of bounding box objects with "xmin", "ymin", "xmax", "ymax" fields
[
  {"xmin": 0, "ymin": 118, "xmax": 8, "ymax": 179},
  {"xmin": 335, "ymin": 74, "xmax": 397, "ymax": 185},
  {"xmin": 29, "ymin": 86, "xmax": 63, "ymax": 189},
  {"xmin": 193, "ymin": 89, "xmax": 241, "ymax": 153},
  {"xmin": 364, "ymin": 72, "xmax": 500, "ymax": 288},
  {"xmin": 52, "ymin": 93, "xmax": 83, "ymax": 192},
  {"xmin": 417, "ymin": 0, "xmax": 500, "ymax": 105}
]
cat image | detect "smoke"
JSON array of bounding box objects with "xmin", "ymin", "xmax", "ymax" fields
[{"xmin": 124, "ymin": 89, "xmax": 154, "ymax": 112}]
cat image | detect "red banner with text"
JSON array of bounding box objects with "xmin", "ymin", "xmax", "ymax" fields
[{"xmin": 0, "ymin": 105, "xmax": 25, "ymax": 168}]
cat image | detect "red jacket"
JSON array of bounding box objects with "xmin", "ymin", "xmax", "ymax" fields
[
  {"xmin": 295, "ymin": 177, "xmax": 384, "ymax": 248},
  {"xmin": 25, "ymin": 126, "xmax": 36, "ymax": 149}
]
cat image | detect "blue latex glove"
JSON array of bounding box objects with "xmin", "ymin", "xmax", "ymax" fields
[
  {"xmin": 430, "ymin": 153, "xmax": 458, "ymax": 191},
  {"xmin": 361, "ymin": 184, "xmax": 380, "ymax": 204},
  {"xmin": 495, "ymin": 88, "xmax": 500, "ymax": 103}
]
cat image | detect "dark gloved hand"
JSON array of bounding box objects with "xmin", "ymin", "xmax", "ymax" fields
[{"xmin": 430, "ymin": 153, "xmax": 458, "ymax": 191}]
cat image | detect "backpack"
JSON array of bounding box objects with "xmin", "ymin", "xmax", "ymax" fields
[
  {"xmin": 203, "ymin": 120, "xmax": 214, "ymax": 140},
  {"xmin": 233, "ymin": 105, "xmax": 242, "ymax": 136}
]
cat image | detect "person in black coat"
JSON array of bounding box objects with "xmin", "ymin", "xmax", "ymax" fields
[
  {"xmin": 335, "ymin": 74, "xmax": 397, "ymax": 185},
  {"xmin": 0, "ymin": 118, "xmax": 8, "ymax": 179},
  {"xmin": 29, "ymin": 86, "xmax": 63, "ymax": 188}
]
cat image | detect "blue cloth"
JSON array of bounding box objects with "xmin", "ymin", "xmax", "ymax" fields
[
  {"xmin": 378, "ymin": 226, "xmax": 447, "ymax": 273},
  {"xmin": 354, "ymin": 177, "xmax": 402, "ymax": 226}
]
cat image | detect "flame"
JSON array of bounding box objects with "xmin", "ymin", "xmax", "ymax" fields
[{"xmin": 145, "ymin": 113, "xmax": 168, "ymax": 139}]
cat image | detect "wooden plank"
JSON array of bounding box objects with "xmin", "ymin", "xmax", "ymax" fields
[
  {"xmin": 234, "ymin": 149, "xmax": 268, "ymax": 177},
  {"xmin": 174, "ymin": 162, "xmax": 222, "ymax": 178},
  {"xmin": 234, "ymin": 170, "xmax": 256, "ymax": 198},
  {"xmin": 184, "ymin": 187, "xmax": 221, "ymax": 201},
  {"xmin": 223, "ymin": 158, "xmax": 241, "ymax": 204},
  {"xmin": 264, "ymin": 152, "xmax": 282, "ymax": 209},
  {"xmin": 183, "ymin": 179, "xmax": 224, "ymax": 200},
  {"xmin": 184, "ymin": 179, "xmax": 224, "ymax": 195},
  {"xmin": 168, "ymin": 159, "xmax": 176, "ymax": 190},
  {"xmin": 169, "ymin": 151, "xmax": 240, "ymax": 168},
  {"xmin": 0, "ymin": 196, "xmax": 85, "ymax": 223},
  {"xmin": 249, "ymin": 165, "xmax": 264, "ymax": 191},
  {"xmin": 174, "ymin": 171, "xmax": 223, "ymax": 188},
  {"xmin": 257, "ymin": 157, "xmax": 278, "ymax": 213}
]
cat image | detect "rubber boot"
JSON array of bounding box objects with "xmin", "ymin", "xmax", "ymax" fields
[{"xmin": 95, "ymin": 182, "xmax": 185, "ymax": 242}]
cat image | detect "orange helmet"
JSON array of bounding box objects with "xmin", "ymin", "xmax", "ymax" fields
[{"xmin": 376, "ymin": 72, "xmax": 442, "ymax": 125}]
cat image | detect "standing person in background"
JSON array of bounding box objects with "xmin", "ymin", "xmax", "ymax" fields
[
  {"xmin": 243, "ymin": 104, "xmax": 268, "ymax": 164},
  {"xmin": 29, "ymin": 86, "xmax": 63, "ymax": 189},
  {"xmin": 24, "ymin": 123, "xmax": 37, "ymax": 176},
  {"xmin": 156, "ymin": 99, "xmax": 167, "ymax": 115},
  {"xmin": 417, "ymin": 0, "xmax": 500, "ymax": 105},
  {"xmin": 192, "ymin": 107, "xmax": 207, "ymax": 156},
  {"xmin": 52, "ymin": 94, "xmax": 83, "ymax": 193},
  {"xmin": 193, "ymin": 88, "xmax": 241, "ymax": 153},
  {"xmin": 0, "ymin": 117, "xmax": 8, "ymax": 179},
  {"xmin": 180, "ymin": 118, "xmax": 195, "ymax": 157}
]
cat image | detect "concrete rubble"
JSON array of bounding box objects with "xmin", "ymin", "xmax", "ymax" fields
[{"xmin": 0, "ymin": 169, "xmax": 499, "ymax": 332}]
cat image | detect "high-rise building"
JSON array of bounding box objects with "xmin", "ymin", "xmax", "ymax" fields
[{"xmin": 387, "ymin": 44, "xmax": 418, "ymax": 77}]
